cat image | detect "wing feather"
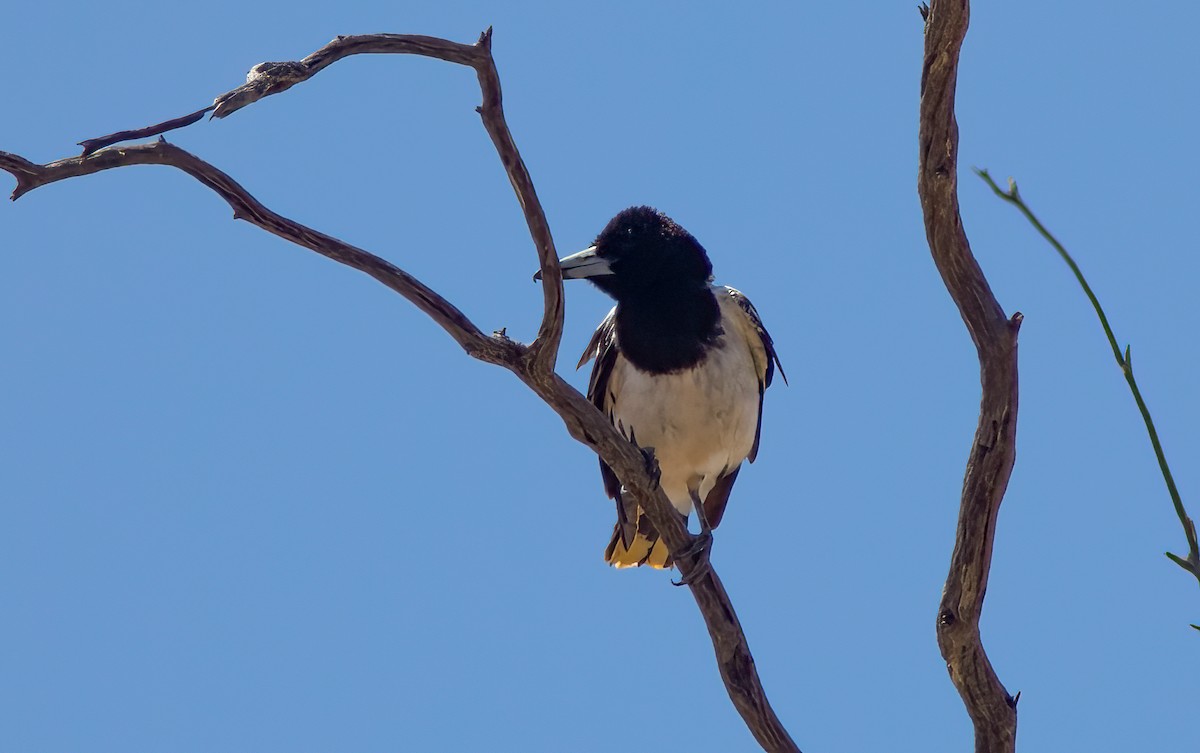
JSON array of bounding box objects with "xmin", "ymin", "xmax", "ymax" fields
[
  {"xmin": 578, "ymin": 309, "xmax": 625, "ymax": 515},
  {"xmin": 702, "ymin": 465, "xmax": 741, "ymax": 529},
  {"xmin": 722, "ymin": 288, "xmax": 785, "ymax": 463}
]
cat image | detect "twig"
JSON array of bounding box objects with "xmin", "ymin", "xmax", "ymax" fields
[
  {"xmin": 976, "ymin": 170, "xmax": 1200, "ymax": 613},
  {"xmin": 78, "ymin": 106, "xmax": 214, "ymax": 156},
  {"xmin": 1, "ymin": 30, "xmax": 800, "ymax": 752},
  {"xmin": 918, "ymin": 2, "xmax": 1020, "ymax": 751}
]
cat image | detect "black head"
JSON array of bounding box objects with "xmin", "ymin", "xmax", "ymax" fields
[
  {"xmin": 557, "ymin": 206, "xmax": 713, "ymax": 302},
  {"xmin": 553, "ymin": 206, "xmax": 722, "ymax": 373}
]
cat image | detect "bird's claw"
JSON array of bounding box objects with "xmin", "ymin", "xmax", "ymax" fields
[
  {"xmin": 639, "ymin": 446, "xmax": 661, "ymax": 485},
  {"xmin": 670, "ymin": 530, "xmax": 713, "ymax": 586}
]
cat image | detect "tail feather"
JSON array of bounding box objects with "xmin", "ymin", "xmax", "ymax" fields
[
  {"xmin": 605, "ymin": 524, "xmax": 672, "ymax": 568},
  {"xmin": 603, "ymin": 506, "xmax": 678, "ymax": 569}
]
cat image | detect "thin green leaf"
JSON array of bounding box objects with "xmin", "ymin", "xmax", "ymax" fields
[
  {"xmin": 976, "ymin": 169, "xmax": 1200, "ymax": 615},
  {"xmin": 1166, "ymin": 551, "xmax": 1193, "ymax": 572}
]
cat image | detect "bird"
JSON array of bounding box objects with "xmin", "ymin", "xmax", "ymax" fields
[{"xmin": 545, "ymin": 206, "xmax": 785, "ymax": 575}]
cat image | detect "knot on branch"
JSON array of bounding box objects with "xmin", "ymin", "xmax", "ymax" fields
[
  {"xmin": 245, "ymin": 60, "xmax": 308, "ymax": 85},
  {"xmin": 213, "ymin": 61, "xmax": 309, "ymax": 119}
]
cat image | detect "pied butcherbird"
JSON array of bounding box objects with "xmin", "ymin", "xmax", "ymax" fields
[{"xmin": 539, "ymin": 206, "xmax": 784, "ymax": 575}]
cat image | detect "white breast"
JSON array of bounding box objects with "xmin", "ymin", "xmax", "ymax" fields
[{"xmin": 606, "ymin": 292, "xmax": 762, "ymax": 516}]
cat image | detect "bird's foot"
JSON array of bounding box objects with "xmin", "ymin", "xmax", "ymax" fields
[
  {"xmin": 639, "ymin": 446, "xmax": 661, "ymax": 485},
  {"xmin": 671, "ymin": 530, "xmax": 713, "ymax": 586}
]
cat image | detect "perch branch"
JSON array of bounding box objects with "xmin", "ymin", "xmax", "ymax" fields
[
  {"xmin": 1, "ymin": 30, "xmax": 798, "ymax": 753},
  {"xmin": 918, "ymin": 2, "xmax": 1020, "ymax": 752}
]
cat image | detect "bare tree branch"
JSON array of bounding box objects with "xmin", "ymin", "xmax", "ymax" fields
[
  {"xmin": 76, "ymin": 30, "xmax": 564, "ymax": 375},
  {"xmin": 1, "ymin": 30, "xmax": 799, "ymax": 753},
  {"xmin": 78, "ymin": 106, "xmax": 214, "ymax": 156},
  {"xmin": 1, "ymin": 142, "xmax": 512, "ymax": 362},
  {"xmin": 918, "ymin": 2, "xmax": 1020, "ymax": 752}
]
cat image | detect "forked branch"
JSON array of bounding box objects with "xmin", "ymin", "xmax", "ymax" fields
[
  {"xmin": 1, "ymin": 30, "xmax": 799, "ymax": 753},
  {"xmin": 918, "ymin": 2, "xmax": 1020, "ymax": 752}
]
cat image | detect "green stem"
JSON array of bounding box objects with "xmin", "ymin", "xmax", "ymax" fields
[{"xmin": 975, "ymin": 169, "xmax": 1200, "ymax": 589}]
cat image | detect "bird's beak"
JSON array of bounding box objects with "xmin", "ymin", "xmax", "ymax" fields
[{"xmin": 533, "ymin": 245, "xmax": 612, "ymax": 282}]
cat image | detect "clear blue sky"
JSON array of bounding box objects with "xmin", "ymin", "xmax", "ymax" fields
[{"xmin": 3, "ymin": 2, "xmax": 1197, "ymax": 751}]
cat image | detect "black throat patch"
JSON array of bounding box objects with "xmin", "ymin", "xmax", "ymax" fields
[{"xmin": 614, "ymin": 286, "xmax": 722, "ymax": 374}]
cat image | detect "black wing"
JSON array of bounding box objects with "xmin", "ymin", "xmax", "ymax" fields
[{"xmin": 578, "ymin": 309, "xmax": 624, "ymax": 508}]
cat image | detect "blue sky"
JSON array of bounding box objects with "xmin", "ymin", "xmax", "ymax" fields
[{"xmin": 2, "ymin": 2, "xmax": 1197, "ymax": 751}]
